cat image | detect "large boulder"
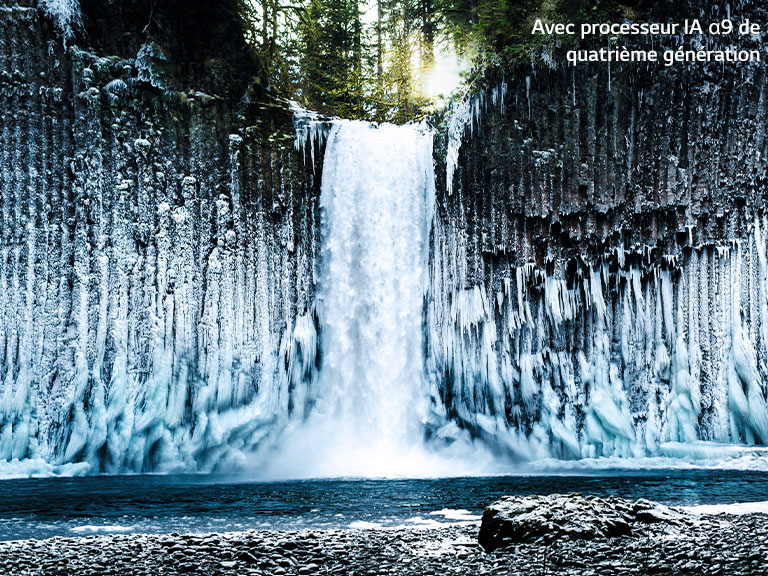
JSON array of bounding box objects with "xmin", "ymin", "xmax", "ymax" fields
[{"xmin": 478, "ymin": 493, "xmax": 688, "ymax": 551}]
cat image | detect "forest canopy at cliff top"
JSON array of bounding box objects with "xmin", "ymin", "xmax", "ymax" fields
[
  {"xmin": 64, "ymin": 0, "xmax": 680, "ymax": 123},
  {"xmin": 240, "ymin": 0, "xmax": 634, "ymax": 122}
]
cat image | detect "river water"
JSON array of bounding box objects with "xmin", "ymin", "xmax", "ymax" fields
[{"xmin": 2, "ymin": 470, "xmax": 768, "ymax": 541}]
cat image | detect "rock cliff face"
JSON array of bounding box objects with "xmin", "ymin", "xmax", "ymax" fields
[
  {"xmin": 3, "ymin": 0, "xmax": 768, "ymax": 474},
  {"xmin": 0, "ymin": 2, "xmax": 321, "ymax": 472},
  {"xmin": 427, "ymin": 2, "xmax": 768, "ymax": 459}
]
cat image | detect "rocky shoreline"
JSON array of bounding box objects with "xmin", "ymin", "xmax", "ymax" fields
[{"xmin": 1, "ymin": 496, "xmax": 767, "ymax": 575}]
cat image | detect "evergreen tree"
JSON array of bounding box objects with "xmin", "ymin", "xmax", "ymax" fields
[
  {"xmin": 297, "ymin": 0, "xmax": 367, "ymax": 118},
  {"xmin": 239, "ymin": 0, "xmax": 628, "ymax": 122}
]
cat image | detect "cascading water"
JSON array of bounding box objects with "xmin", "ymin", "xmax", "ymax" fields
[
  {"xmin": 264, "ymin": 119, "xmax": 491, "ymax": 477},
  {"xmin": 316, "ymin": 121, "xmax": 433, "ymax": 442}
]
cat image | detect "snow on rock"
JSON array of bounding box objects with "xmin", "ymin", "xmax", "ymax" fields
[
  {"xmin": 135, "ymin": 42, "xmax": 172, "ymax": 90},
  {"xmin": 478, "ymin": 494, "xmax": 689, "ymax": 551},
  {"xmin": 38, "ymin": 0, "xmax": 81, "ymax": 40}
]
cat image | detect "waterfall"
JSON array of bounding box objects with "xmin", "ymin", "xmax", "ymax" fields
[
  {"xmin": 264, "ymin": 120, "xmax": 453, "ymax": 477},
  {"xmin": 261, "ymin": 119, "xmax": 499, "ymax": 478},
  {"xmin": 317, "ymin": 121, "xmax": 433, "ymax": 440}
]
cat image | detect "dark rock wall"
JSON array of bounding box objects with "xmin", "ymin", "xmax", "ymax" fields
[
  {"xmin": 427, "ymin": 4, "xmax": 768, "ymax": 458},
  {"xmin": 0, "ymin": 2, "xmax": 321, "ymax": 472}
]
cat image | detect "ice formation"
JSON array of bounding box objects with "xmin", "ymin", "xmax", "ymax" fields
[
  {"xmin": 0, "ymin": 30, "xmax": 320, "ymax": 474},
  {"xmin": 424, "ymin": 43, "xmax": 768, "ymax": 466},
  {"xmin": 6, "ymin": 84, "xmax": 768, "ymax": 474},
  {"xmin": 445, "ymin": 80, "xmax": 507, "ymax": 196},
  {"xmin": 424, "ymin": 215, "xmax": 768, "ymax": 460},
  {"xmin": 290, "ymin": 101, "xmax": 332, "ymax": 169},
  {"xmin": 0, "ymin": 117, "xmax": 317, "ymax": 473},
  {"xmin": 38, "ymin": 0, "xmax": 81, "ymax": 40}
]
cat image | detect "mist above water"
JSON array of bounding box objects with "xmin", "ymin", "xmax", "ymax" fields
[{"xmin": 262, "ymin": 120, "xmax": 496, "ymax": 479}]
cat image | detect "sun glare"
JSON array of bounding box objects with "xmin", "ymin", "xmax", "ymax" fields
[{"xmin": 424, "ymin": 45, "xmax": 463, "ymax": 99}]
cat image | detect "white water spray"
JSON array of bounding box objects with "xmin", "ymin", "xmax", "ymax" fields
[
  {"xmin": 317, "ymin": 121, "xmax": 433, "ymax": 438},
  {"xmin": 263, "ymin": 120, "xmax": 493, "ymax": 478}
]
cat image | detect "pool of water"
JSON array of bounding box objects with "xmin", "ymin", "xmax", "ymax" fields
[{"xmin": 1, "ymin": 470, "xmax": 767, "ymax": 541}]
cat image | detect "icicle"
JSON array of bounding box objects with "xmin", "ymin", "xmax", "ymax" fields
[
  {"xmin": 446, "ymin": 95, "xmax": 471, "ymax": 196},
  {"xmin": 289, "ymin": 101, "xmax": 331, "ymax": 171},
  {"xmin": 525, "ymin": 76, "xmax": 531, "ymax": 117}
]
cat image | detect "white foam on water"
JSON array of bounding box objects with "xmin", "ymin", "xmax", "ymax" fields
[
  {"xmin": 71, "ymin": 524, "xmax": 136, "ymax": 534},
  {"xmin": 348, "ymin": 520, "xmax": 383, "ymax": 529},
  {"xmin": 683, "ymin": 501, "xmax": 768, "ymax": 515},
  {"xmin": 429, "ymin": 509, "xmax": 482, "ymax": 522}
]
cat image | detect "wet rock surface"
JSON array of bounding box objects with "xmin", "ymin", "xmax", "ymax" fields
[
  {"xmin": 479, "ymin": 493, "xmax": 688, "ymax": 550},
  {"xmin": 423, "ymin": 0, "xmax": 768, "ymax": 462},
  {"xmin": 1, "ymin": 499, "xmax": 767, "ymax": 575}
]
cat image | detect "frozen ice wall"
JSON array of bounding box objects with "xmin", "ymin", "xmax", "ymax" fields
[
  {"xmin": 426, "ymin": 227, "xmax": 768, "ymax": 460},
  {"xmin": 428, "ymin": 9, "xmax": 768, "ymax": 461},
  {"xmin": 0, "ymin": 7, "xmax": 320, "ymax": 474}
]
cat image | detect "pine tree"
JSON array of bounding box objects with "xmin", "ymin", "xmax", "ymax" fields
[{"xmin": 297, "ymin": 0, "xmax": 368, "ymax": 118}]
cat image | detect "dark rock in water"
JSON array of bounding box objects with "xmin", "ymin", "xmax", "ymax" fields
[{"xmin": 478, "ymin": 493, "xmax": 688, "ymax": 551}]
